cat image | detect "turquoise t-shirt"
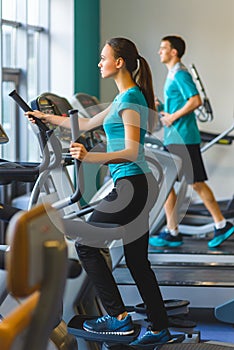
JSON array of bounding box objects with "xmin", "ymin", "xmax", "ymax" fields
[
  {"xmin": 103, "ymin": 86, "xmax": 151, "ymax": 184},
  {"xmin": 162, "ymin": 62, "xmax": 201, "ymax": 146}
]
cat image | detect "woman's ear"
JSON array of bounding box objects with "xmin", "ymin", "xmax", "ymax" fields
[{"xmin": 116, "ymin": 57, "xmax": 125, "ymax": 68}]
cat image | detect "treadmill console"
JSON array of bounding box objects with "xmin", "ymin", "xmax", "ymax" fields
[
  {"xmin": 30, "ymin": 92, "xmax": 73, "ymax": 144},
  {"xmin": 71, "ymin": 93, "xmax": 104, "ymax": 118}
]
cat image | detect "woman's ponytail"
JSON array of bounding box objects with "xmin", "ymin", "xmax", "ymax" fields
[{"xmin": 134, "ymin": 56, "xmax": 158, "ymax": 133}]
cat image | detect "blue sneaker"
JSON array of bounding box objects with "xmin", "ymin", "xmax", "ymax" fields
[
  {"xmin": 149, "ymin": 230, "xmax": 183, "ymax": 247},
  {"xmin": 130, "ymin": 328, "xmax": 171, "ymax": 347},
  {"xmin": 83, "ymin": 314, "xmax": 134, "ymax": 335},
  {"xmin": 208, "ymin": 222, "xmax": 234, "ymax": 248}
]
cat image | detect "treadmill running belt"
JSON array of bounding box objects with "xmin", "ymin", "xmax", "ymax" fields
[{"xmin": 158, "ymin": 344, "xmax": 234, "ymax": 349}]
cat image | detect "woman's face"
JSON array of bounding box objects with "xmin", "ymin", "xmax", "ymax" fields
[{"xmin": 98, "ymin": 44, "xmax": 119, "ymax": 79}]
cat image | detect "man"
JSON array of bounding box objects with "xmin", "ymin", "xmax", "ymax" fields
[{"xmin": 150, "ymin": 35, "xmax": 234, "ymax": 248}]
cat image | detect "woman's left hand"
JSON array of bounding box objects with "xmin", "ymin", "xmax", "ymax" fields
[{"xmin": 69, "ymin": 142, "xmax": 88, "ymax": 161}]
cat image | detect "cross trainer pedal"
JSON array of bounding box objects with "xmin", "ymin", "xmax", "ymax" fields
[
  {"xmin": 67, "ymin": 315, "xmax": 185, "ymax": 349},
  {"xmin": 131, "ymin": 299, "xmax": 190, "ymax": 316},
  {"xmin": 67, "ymin": 315, "xmax": 141, "ymax": 344}
]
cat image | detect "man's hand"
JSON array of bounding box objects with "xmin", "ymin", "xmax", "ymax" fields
[{"xmin": 160, "ymin": 112, "xmax": 175, "ymax": 127}]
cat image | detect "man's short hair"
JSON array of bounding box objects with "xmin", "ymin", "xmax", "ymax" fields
[{"xmin": 162, "ymin": 35, "xmax": 186, "ymax": 58}]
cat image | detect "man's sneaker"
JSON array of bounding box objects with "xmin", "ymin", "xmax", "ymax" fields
[
  {"xmin": 83, "ymin": 314, "xmax": 134, "ymax": 335},
  {"xmin": 149, "ymin": 230, "xmax": 183, "ymax": 247},
  {"xmin": 130, "ymin": 328, "xmax": 171, "ymax": 346},
  {"xmin": 208, "ymin": 222, "xmax": 234, "ymax": 248}
]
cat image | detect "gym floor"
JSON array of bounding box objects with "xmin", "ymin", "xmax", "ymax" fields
[{"xmin": 189, "ymin": 308, "xmax": 234, "ymax": 344}]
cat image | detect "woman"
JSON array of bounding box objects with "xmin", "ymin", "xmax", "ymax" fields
[{"xmin": 26, "ymin": 37, "xmax": 170, "ymax": 346}]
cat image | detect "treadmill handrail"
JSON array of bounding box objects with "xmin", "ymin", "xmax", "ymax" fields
[{"xmin": 201, "ymin": 122, "xmax": 234, "ymax": 153}]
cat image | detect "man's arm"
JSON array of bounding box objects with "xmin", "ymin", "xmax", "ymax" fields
[{"xmin": 160, "ymin": 94, "xmax": 202, "ymax": 127}]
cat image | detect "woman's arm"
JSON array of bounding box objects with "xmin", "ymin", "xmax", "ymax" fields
[
  {"xmin": 69, "ymin": 109, "xmax": 140, "ymax": 164},
  {"xmin": 25, "ymin": 104, "xmax": 111, "ymax": 132}
]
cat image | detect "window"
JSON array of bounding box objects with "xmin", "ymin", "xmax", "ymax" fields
[
  {"xmin": 0, "ymin": 0, "xmax": 50, "ymax": 162},
  {"xmin": 1, "ymin": 74, "xmax": 20, "ymax": 160}
]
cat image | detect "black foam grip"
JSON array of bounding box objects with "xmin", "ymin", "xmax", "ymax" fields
[
  {"xmin": 67, "ymin": 258, "xmax": 82, "ymax": 279},
  {"xmin": 0, "ymin": 249, "xmax": 6, "ymax": 270},
  {"xmin": 9, "ymin": 90, "xmax": 49, "ymax": 132},
  {"xmin": 0, "ymin": 203, "xmax": 21, "ymax": 222}
]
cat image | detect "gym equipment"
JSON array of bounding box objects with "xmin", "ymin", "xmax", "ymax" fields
[
  {"xmin": 147, "ymin": 124, "xmax": 234, "ymax": 236},
  {"xmin": 0, "ymin": 124, "xmax": 9, "ymax": 144},
  {"xmin": 0, "ymin": 91, "xmax": 52, "ymax": 204},
  {"xmin": 71, "ymin": 91, "xmax": 233, "ymax": 234},
  {"xmin": 71, "ymin": 94, "xmax": 234, "ymax": 337},
  {"xmin": 0, "ymin": 91, "xmax": 77, "ymax": 334},
  {"xmin": 155, "ymin": 344, "xmax": 234, "ymax": 350},
  {"xmin": 190, "ymin": 63, "xmax": 213, "ymax": 123},
  {"xmin": 148, "ymin": 65, "xmax": 234, "ymax": 235},
  {"xmin": 177, "ymin": 121, "xmax": 234, "ymax": 236},
  {"xmin": 174, "ymin": 65, "xmax": 234, "ymax": 232},
  {"xmin": 8, "ymin": 91, "xmax": 233, "ymax": 347},
  {"xmin": 132, "ymin": 299, "xmax": 190, "ymax": 316},
  {"xmin": 68, "ymin": 315, "xmax": 185, "ymax": 349},
  {"xmin": 0, "ymin": 202, "xmax": 73, "ymax": 350},
  {"xmin": 0, "ymin": 113, "xmax": 53, "ymax": 291},
  {"xmin": 142, "ymin": 132, "xmax": 234, "ymax": 315},
  {"xmin": 0, "ymin": 94, "xmax": 85, "ymax": 347},
  {"xmin": 27, "ymin": 94, "xmax": 188, "ymax": 346},
  {"xmin": 6, "ymin": 94, "xmax": 133, "ymax": 348},
  {"xmin": 124, "ymin": 169, "xmax": 234, "ymax": 313},
  {"xmin": 67, "ymin": 99, "xmax": 193, "ymax": 341},
  {"xmin": 9, "ymin": 90, "xmax": 49, "ymax": 132},
  {"xmin": 65, "ymin": 148, "xmax": 187, "ymax": 345},
  {"xmin": 71, "ymin": 92, "xmax": 105, "ymax": 118},
  {"xmin": 215, "ymin": 299, "xmax": 234, "ymax": 325},
  {"xmin": 30, "ymin": 91, "xmax": 105, "ymax": 151},
  {"xmin": 7, "ymin": 92, "xmax": 111, "ymax": 342},
  {"xmin": 125, "ymin": 299, "xmax": 197, "ymax": 329},
  {"xmin": 30, "ymin": 91, "xmax": 73, "ymax": 148},
  {"xmin": 31, "ymin": 91, "xmax": 106, "ymax": 206}
]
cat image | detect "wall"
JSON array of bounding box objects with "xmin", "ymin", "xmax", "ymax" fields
[
  {"xmin": 100, "ymin": 0, "xmax": 234, "ymax": 199},
  {"xmin": 73, "ymin": 0, "xmax": 100, "ymax": 98}
]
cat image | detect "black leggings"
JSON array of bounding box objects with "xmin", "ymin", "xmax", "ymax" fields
[{"xmin": 76, "ymin": 173, "xmax": 168, "ymax": 330}]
